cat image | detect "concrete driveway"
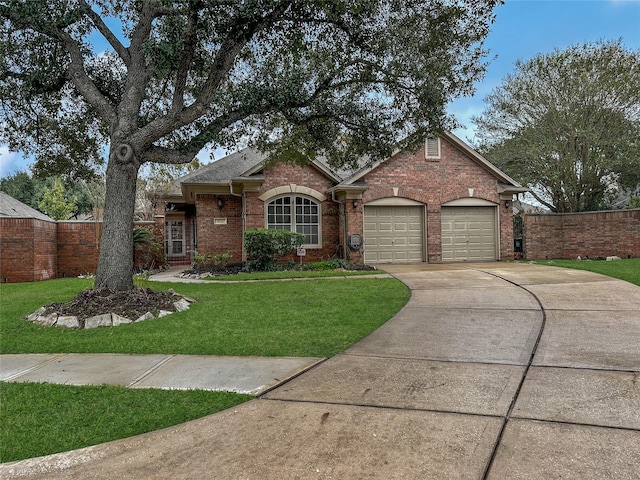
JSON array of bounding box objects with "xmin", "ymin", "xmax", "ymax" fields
[{"xmin": 2, "ymin": 263, "xmax": 639, "ymax": 479}]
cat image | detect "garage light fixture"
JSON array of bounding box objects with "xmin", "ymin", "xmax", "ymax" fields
[{"xmin": 504, "ymin": 200, "xmax": 511, "ymax": 209}]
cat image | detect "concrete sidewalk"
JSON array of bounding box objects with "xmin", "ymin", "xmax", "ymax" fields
[
  {"xmin": 0, "ymin": 354, "xmax": 324, "ymax": 395},
  {"xmin": 1, "ymin": 263, "xmax": 639, "ymax": 479}
]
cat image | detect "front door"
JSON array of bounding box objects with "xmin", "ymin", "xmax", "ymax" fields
[{"xmin": 166, "ymin": 220, "xmax": 185, "ymax": 257}]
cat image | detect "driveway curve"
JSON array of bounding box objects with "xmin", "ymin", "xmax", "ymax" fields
[{"xmin": 2, "ymin": 263, "xmax": 639, "ymax": 479}]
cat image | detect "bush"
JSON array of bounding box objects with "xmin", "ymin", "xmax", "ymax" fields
[
  {"xmin": 192, "ymin": 252, "xmax": 232, "ymax": 271},
  {"xmin": 301, "ymin": 259, "xmax": 350, "ymax": 271},
  {"xmin": 133, "ymin": 226, "xmax": 165, "ymax": 271},
  {"xmin": 244, "ymin": 229, "xmax": 305, "ymax": 271}
]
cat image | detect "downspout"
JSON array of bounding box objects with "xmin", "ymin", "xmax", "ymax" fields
[{"xmin": 229, "ymin": 181, "xmax": 246, "ymax": 263}]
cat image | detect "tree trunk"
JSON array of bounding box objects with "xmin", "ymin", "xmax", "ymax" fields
[{"xmin": 95, "ymin": 144, "xmax": 140, "ymax": 291}]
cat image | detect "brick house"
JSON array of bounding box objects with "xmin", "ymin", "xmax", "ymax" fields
[{"xmin": 160, "ymin": 132, "xmax": 528, "ymax": 266}]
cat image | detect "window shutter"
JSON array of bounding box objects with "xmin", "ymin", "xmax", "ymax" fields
[{"xmin": 425, "ymin": 137, "xmax": 441, "ymax": 160}]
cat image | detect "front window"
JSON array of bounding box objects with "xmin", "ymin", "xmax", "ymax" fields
[{"xmin": 266, "ymin": 196, "xmax": 320, "ymax": 246}]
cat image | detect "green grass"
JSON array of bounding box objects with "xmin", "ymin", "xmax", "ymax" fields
[
  {"xmin": 533, "ymin": 258, "xmax": 640, "ymax": 287},
  {"xmin": 0, "ymin": 382, "xmax": 251, "ymax": 463},
  {"xmin": 0, "ymin": 277, "xmax": 409, "ymax": 356},
  {"xmin": 0, "ymin": 275, "xmax": 409, "ymax": 463}
]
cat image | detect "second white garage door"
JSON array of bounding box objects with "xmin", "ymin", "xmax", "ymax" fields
[
  {"xmin": 441, "ymin": 206, "xmax": 497, "ymax": 262},
  {"xmin": 364, "ymin": 206, "xmax": 424, "ymax": 263}
]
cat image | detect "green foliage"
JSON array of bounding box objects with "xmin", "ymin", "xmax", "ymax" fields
[
  {"xmin": 132, "ymin": 226, "xmax": 155, "ymax": 248},
  {"xmin": 0, "ymin": 171, "xmax": 95, "ymax": 218},
  {"xmin": 38, "ymin": 176, "xmax": 77, "ymax": 220},
  {"xmin": 474, "ymin": 40, "xmax": 640, "ymax": 213},
  {"xmin": 244, "ymin": 228, "xmax": 305, "ymax": 271},
  {"xmin": 629, "ymin": 196, "xmax": 640, "ymax": 209},
  {"xmin": 192, "ymin": 252, "xmax": 232, "ymax": 271},
  {"xmin": 0, "ymin": 0, "xmax": 502, "ymax": 169},
  {"xmin": 0, "ymin": 171, "xmax": 38, "ymax": 207},
  {"xmin": 300, "ymin": 259, "xmax": 350, "ymax": 270},
  {"xmin": 133, "ymin": 226, "xmax": 165, "ymax": 271},
  {"xmin": 1, "ymin": 382, "xmax": 251, "ymax": 463}
]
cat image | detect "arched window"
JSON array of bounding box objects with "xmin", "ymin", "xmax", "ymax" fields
[{"xmin": 266, "ymin": 195, "xmax": 321, "ymax": 247}]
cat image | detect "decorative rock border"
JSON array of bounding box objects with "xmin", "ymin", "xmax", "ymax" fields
[{"xmin": 26, "ymin": 294, "xmax": 195, "ymax": 329}]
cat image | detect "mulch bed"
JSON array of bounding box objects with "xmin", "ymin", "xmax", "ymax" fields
[{"xmin": 43, "ymin": 287, "xmax": 180, "ymax": 323}]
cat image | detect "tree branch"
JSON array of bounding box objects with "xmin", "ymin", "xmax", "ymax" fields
[
  {"xmin": 115, "ymin": 0, "xmax": 158, "ymax": 133},
  {"xmin": 55, "ymin": 31, "xmax": 117, "ymax": 124},
  {"xmin": 170, "ymin": 5, "xmax": 199, "ymax": 112},
  {"xmin": 80, "ymin": 0, "xmax": 131, "ymax": 67},
  {"xmin": 142, "ymin": 145, "xmax": 197, "ymax": 165},
  {"xmin": 133, "ymin": 0, "xmax": 293, "ymax": 146}
]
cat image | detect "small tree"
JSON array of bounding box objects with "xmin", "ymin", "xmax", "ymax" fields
[
  {"xmin": 38, "ymin": 177, "xmax": 77, "ymax": 220},
  {"xmin": 244, "ymin": 229, "xmax": 305, "ymax": 271}
]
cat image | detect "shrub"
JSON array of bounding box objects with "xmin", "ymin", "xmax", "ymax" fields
[
  {"xmin": 133, "ymin": 226, "xmax": 165, "ymax": 271},
  {"xmin": 302, "ymin": 259, "xmax": 350, "ymax": 271},
  {"xmin": 244, "ymin": 229, "xmax": 305, "ymax": 271},
  {"xmin": 192, "ymin": 252, "xmax": 232, "ymax": 271}
]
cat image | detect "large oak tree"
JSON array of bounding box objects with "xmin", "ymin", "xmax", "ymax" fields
[
  {"xmin": 473, "ymin": 40, "xmax": 640, "ymax": 213},
  {"xmin": 1, "ymin": 0, "xmax": 501, "ymax": 290}
]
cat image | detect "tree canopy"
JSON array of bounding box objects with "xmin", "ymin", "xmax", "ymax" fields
[
  {"xmin": 473, "ymin": 40, "xmax": 640, "ymax": 212},
  {"xmin": 1, "ymin": 0, "xmax": 502, "ymax": 290}
]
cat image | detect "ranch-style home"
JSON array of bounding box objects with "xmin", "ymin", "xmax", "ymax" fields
[{"xmin": 160, "ymin": 131, "xmax": 528, "ymax": 266}]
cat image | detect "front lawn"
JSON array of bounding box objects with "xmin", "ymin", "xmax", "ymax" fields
[
  {"xmin": 0, "ymin": 275, "xmax": 409, "ymax": 463},
  {"xmin": 0, "ymin": 276, "xmax": 409, "ymax": 357},
  {"xmin": 0, "ymin": 382, "xmax": 251, "ymax": 463},
  {"xmin": 533, "ymin": 258, "xmax": 640, "ymax": 287}
]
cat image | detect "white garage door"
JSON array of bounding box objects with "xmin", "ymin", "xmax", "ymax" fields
[
  {"xmin": 441, "ymin": 206, "xmax": 497, "ymax": 262},
  {"xmin": 364, "ymin": 206, "xmax": 423, "ymax": 263}
]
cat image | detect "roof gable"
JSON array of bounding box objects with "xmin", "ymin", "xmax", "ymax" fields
[{"xmin": 338, "ymin": 131, "xmax": 525, "ymax": 190}]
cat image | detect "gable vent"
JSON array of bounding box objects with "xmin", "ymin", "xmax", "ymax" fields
[{"xmin": 425, "ymin": 137, "xmax": 441, "ymax": 160}]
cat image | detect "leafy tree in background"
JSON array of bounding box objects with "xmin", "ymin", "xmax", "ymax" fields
[
  {"xmin": 38, "ymin": 176, "xmax": 77, "ymax": 219},
  {"xmin": 1, "ymin": 0, "xmax": 501, "ymax": 290},
  {"xmin": 0, "ymin": 171, "xmax": 38, "ymax": 208},
  {"xmin": 473, "ymin": 40, "xmax": 640, "ymax": 212},
  {"xmin": 0, "ymin": 170, "xmax": 94, "ymax": 217}
]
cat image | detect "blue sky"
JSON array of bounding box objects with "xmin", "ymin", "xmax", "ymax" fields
[
  {"xmin": 450, "ymin": 0, "xmax": 640, "ymax": 142},
  {"xmin": 1, "ymin": 0, "xmax": 639, "ymax": 177}
]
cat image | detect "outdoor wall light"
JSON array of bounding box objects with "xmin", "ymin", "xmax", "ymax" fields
[
  {"xmin": 504, "ymin": 200, "xmax": 511, "ymax": 209},
  {"xmin": 217, "ymin": 198, "xmax": 224, "ymax": 210},
  {"xmin": 353, "ymin": 198, "xmax": 358, "ymax": 209}
]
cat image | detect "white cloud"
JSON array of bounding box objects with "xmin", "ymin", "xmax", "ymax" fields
[{"xmin": 0, "ymin": 146, "xmax": 30, "ymax": 178}]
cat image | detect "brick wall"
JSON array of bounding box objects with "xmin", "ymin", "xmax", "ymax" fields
[
  {"xmin": 57, "ymin": 222, "xmax": 101, "ymax": 278},
  {"xmin": 524, "ymin": 209, "xmax": 640, "ymax": 260},
  {"xmin": 1, "ymin": 219, "xmax": 159, "ymax": 283},
  {"xmin": 195, "ymin": 194, "xmax": 244, "ymax": 263},
  {"xmin": 0, "ymin": 218, "xmax": 57, "ymax": 282}
]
